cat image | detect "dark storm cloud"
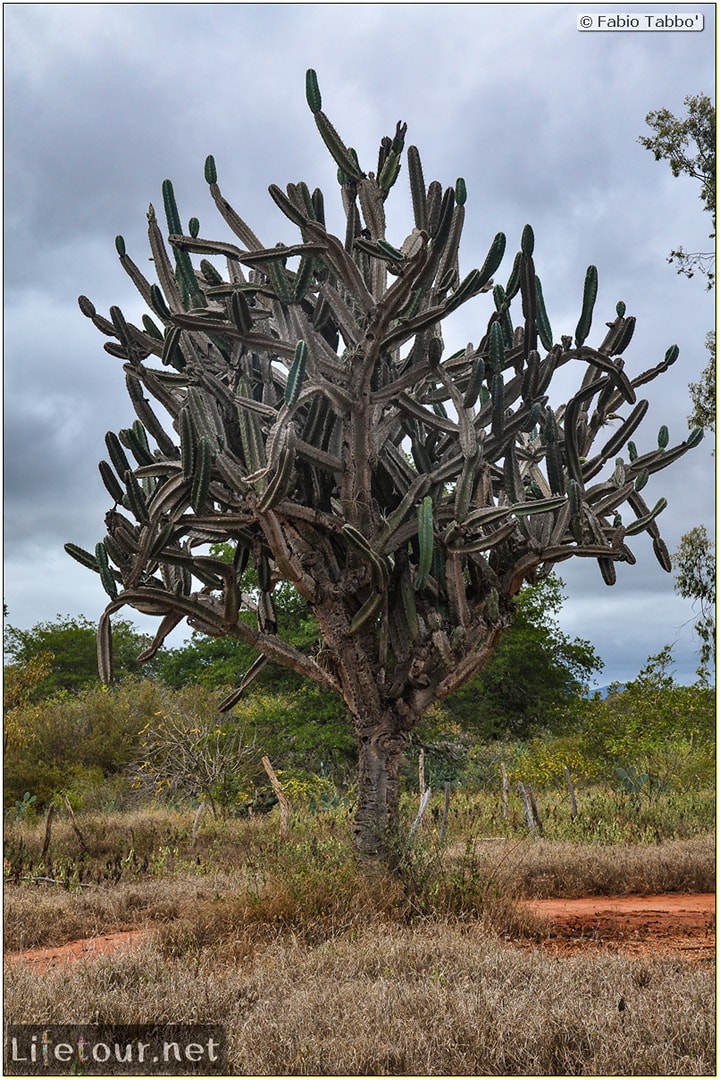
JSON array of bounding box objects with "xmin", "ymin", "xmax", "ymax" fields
[{"xmin": 4, "ymin": 2, "xmax": 716, "ymax": 683}]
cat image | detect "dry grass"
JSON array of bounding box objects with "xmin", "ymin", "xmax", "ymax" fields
[
  {"xmin": 5, "ymin": 923, "xmax": 715, "ymax": 1074},
  {"xmin": 5, "ymin": 808, "xmax": 715, "ymax": 1074},
  {"xmin": 4, "ymin": 831, "xmax": 714, "ymax": 953},
  {"xmin": 3, "ymin": 874, "xmax": 246, "ymax": 952},
  {"xmin": 463, "ymin": 834, "xmax": 717, "ymax": 899}
]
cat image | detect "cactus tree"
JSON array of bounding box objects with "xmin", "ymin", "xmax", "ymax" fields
[{"xmin": 68, "ymin": 71, "xmax": 702, "ymax": 860}]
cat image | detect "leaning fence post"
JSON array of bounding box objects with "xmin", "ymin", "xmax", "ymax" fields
[
  {"xmin": 526, "ymin": 783, "xmax": 544, "ymax": 837},
  {"xmin": 262, "ymin": 755, "xmax": 290, "ymax": 838},
  {"xmin": 564, "ymin": 765, "xmax": 578, "ymax": 819},
  {"xmin": 500, "ymin": 762, "xmax": 509, "ymax": 820},
  {"xmin": 517, "ymin": 781, "xmax": 536, "ymax": 838},
  {"xmin": 409, "ymin": 787, "xmax": 432, "ymax": 839},
  {"xmin": 191, "ymin": 800, "xmax": 206, "ymax": 845},
  {"xmin": 62, "ymin": 794, "xmax": 88, "ymax": 853},
  {"xmin": 42, "ymin": 802, "xmax": 55, "ymax": 858}
]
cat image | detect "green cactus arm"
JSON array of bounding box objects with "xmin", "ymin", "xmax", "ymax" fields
[
  {"xmin": 624, "ymin": 496, "xmax": 668, "ymax": 536},
  {"xmin": 98, "ymin": 460, "xmax": 125, "ymax": 504},
  {"xmin": 313, "ymin": 110, "xmax": 364, "ymax": 181},
  {"xmin": 147, "ymin": 204, "xmax": 185, "ymax": 313},
  {"xmin": 406, "ymin": 145, "xmax": 428, "ymax": 231},
  {"xmin": 268, "ymin": 183, "xmax": 309, "ymax": 228},
  {"xmin": 534, "ymin": 276, "xmax": 554, "ymax": 351},
  {"xmin": 519, "ymin": 253, "xmax": 538, "ymax": 354},
  {"xmin": 378, "ymin": 150, "xmax": 402, "ymax": 195},
  {"xmin": 631, "ymin": 344, "xmax": 679, "ymax": 390},
  {"xmin": 207, "ymin": 181, "xmax": 263, "ymax": 250},
  {"xmin": 416, "ymin": 496, "xmax": 434, "ymax": 589},
  {"xmin": 95, "ymin": 542, "xmax": 118, "ymax": 599},
  {"xmin": 575, "ymin": 265, "xmax": 598, "ymax": 348},
  {"xmin": 305, "ymin": 68, "xmax": 322, "ymax": 113},
  {"xmin": 64, "ymin": 542, "xmax": 100, "ymax": 572}
]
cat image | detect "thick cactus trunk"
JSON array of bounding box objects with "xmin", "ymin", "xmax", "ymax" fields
[{"xmin": 353, "ymin": 708, "xmax": 411, "ymax": 862}]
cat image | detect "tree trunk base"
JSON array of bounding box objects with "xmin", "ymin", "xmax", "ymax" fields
[{"xmin": 353, "ymin": 725, "xmax": 409, "ymax": 869}]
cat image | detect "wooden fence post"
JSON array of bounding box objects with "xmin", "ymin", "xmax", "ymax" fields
[
  {"xmin": 42, "ymin": 803, "xmax": 55, "ymax": 858},
  {"xmin": 564, "ymin": 765, "xmax": 578, "ymax": 819},
  {"xmin": 262, "ymin": 755, "xmax": 290, "ymax": 838},
  {"xmin": 191, "ymin": 800, "xmax": 205, "ymax": 845},
  {"xmin": 517, "ymin": 781, "xmax": 536, "ymax": 838},
  {"xmin": 500, "ymin": 762, "xmax": 509, "ymax": 820},
  {"xmin": 62, "ymin": 794, "xmax": 88, "ymax": 853},
  {"xmin": 526, "ymin": 783, "xmax": 544, "ymax": 837},
  {"xmin": 409, "ymin": 787, "xmax": 432, "ymax": 839}
]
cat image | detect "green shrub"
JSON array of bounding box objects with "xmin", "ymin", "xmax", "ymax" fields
[{"xmin": 4, "ymin": 679, "xmax": 162, "ymax": 809}]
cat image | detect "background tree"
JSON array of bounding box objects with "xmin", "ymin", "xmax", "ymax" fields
[
  {"xmin": 4, "ymin": 678, "xmax": 160, "ymax": 810},
  {"xmin": 673, "ymin": 525, "xmax": 715, "ymax": 684},
  {"xmin": 132, "ymin": 686, "xmax": 260, "ymax": 816},
  {"xmin": 4, "ymin": 614, "xmax": 153, "ymax": 697},
  {"xmin": 3, "ymin": 651, "xmax": 53, "ymax": 714},
  {"xmin": 641, "ymin": 93, "xmax": 715, "ymax": 684},
  {"xmin": 639, "ymin": 92, "xmax": 716, "ymax": 289},
  {"xmin": 68, "ymin": 70, "xmax": 703, "ymax": 861},
  {"xmin": 687, "ymin": 330, "xmax": 715, "ymax": 433},
  {"xmin": 3, "ymin": 650, "xmax": 53, "ymax": 755},
  {"xmin": 571, "ymin": 646, "xmax": 715, "ymax": 794},
  {"xmin": 436, "ymin": 574, "xmax": 602, "ymax": 740},
  {"xmin": 640, "ymin": 95, "xmax": 715, "ymax": 428}
]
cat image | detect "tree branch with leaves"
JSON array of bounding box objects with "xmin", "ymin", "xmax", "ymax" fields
[{"xmin": 639, "ymin": 92, "xmax": 716, "ymax": 290}]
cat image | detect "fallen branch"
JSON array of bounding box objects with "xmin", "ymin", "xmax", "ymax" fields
[{"xmin": 4, "ymin": 875, "xmax": 97, "ymax": 888}]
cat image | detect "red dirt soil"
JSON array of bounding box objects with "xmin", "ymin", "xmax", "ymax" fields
[
  {"xmin": 518, "ymin": 892, "xmax": 715, "ymax": 961},
  {"xmin": 4, "ymin": 894, "xmax": 715, "ymax": 973},
  {"xmin": 5, "ymin": 930, "xmax": 152, "ymax": 975}
]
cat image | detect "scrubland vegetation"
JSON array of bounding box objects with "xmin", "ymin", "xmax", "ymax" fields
[
  {"xmin": 4, "ymin": 613, "xmax": 715, "ymax": 1073},
  {"xmin": 5, "ymin": 800, "xmax": 716, "ymax": 1075}
]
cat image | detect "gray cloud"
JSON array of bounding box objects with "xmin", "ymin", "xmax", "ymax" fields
[{"xmin": 5, "ymin": 3, "xmax": 715, "ymax": 684}]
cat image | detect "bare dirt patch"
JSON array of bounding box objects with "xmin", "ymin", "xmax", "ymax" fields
[
  {"xmin": 5, "ymin": 929, "xmax": 153, "ymax": 974},
  {"xmin": 519, "ymin": 892, "xmax": 715, "ymax": 961}
]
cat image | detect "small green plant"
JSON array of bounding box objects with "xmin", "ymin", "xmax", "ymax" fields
[
  {"xmin": 615, "ymin": 764, "xmax": 650, "ymax": 796},
  {"xmin": 12, "ymin": 791, "xmax": 37, "ymax": 822}
]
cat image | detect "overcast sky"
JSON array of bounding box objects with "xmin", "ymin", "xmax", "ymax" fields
[{"xmin": 4, "ymin": 2, "xmax": 716, "ymax": 687}]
